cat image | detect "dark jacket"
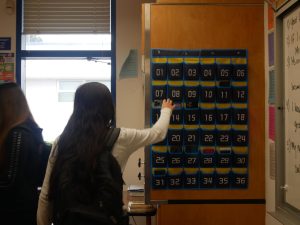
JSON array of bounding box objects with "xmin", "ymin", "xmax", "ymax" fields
[{"xmin": 0, "ymin": 119, "xmax": 45, "ymax": 225}]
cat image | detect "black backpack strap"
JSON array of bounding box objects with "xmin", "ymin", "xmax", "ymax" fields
[
  {"xmin": 13, "ymin": 123, "xmax": 50, "ymax": 187},
  {"xmin": 0, "ymin": 130, "xmax": 22, "ymax": 189},
  {"xmin": 104, "ymin": 128, "xmax": 120, "ymax": 152}
]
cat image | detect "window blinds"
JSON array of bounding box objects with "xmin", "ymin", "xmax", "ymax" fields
[{"xmin": 23, "ymin": 0, "xmax": 110, "ymax": 34}]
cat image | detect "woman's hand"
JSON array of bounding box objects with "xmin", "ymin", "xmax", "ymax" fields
[{"xmin": 161, "ymin": 99, "xmax": 175, "ymax": 111}]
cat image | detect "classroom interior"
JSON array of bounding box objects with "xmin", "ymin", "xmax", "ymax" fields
[{"xmin": 0, "ymin": 0, "xmax": 299, "ymax": 225}]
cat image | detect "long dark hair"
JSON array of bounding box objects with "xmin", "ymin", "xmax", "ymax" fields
[
  {"xmin": 48, "ymin": 82, "xmax": 115, "ymax": 200},
  {"xmin": 0, "ymin": 82, "xmax": 36, "ymax": 171}
]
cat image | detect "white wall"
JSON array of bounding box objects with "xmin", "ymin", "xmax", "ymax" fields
[
  {"xmin": 115, "ymin": 1, "xmax": 148, "ymax": 225},
  {"xmin": 116, "ymin": 0, "xmax": 145, "ymax": 188},
  {"xmin": 267, "ymin": 214, "xmax": 285, "ymax": 225}
]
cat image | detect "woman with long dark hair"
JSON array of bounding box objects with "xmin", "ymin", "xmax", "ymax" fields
[
  {"xmin": 0, "ymin": 82, "xmax": 44, "ymax": 225},
  {"xmin": 37, "ymin": 82, "xmax": 174, "ymax": 225}
]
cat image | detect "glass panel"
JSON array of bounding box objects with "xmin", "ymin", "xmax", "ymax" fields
[
  {"xmin": 24, "ymin": 59, "xmax": 111, "ymax": 142},
  {"xmin": 58, "ymin": 80, "xmax": 83, "ymax": 91},
  {"xmin": 23, "ymin": 34, "xmax": 111, "ymax": 50},
  {"xmin": 58, "ymin": 92, "xmax": 76, "ymax": 102}
]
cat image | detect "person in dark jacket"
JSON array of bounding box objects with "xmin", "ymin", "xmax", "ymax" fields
[{"xmin": 0, "ymin": 82, "xmax": 45, "ymax": 225}]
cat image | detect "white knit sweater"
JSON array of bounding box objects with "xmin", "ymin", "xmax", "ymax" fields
[{"xmin": 37, "ymin": 108, "xmax": 172, "ymax": 225}]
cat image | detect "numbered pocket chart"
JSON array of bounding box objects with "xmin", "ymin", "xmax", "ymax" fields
[{"xmin": 150, "ymin": 49, "xmax": 249, "ymax": 190}]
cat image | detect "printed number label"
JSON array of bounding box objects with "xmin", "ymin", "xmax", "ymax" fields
[
  {"xmin": 168, "ymin": 64, "xmax": 182, "ymax": 80},
  {"xmin": 171, "ymin": 157, "xmax": 181, "ymax": 164},
  {"xmin": 238, "ymin": 90, "xmax": 245, "ymax": 98},
  {"xmin": 186, "ymin": 177, "xmax": 197, "ymax": 185},
  {"xmin": 155, "ymin": 179, "xmax": 165, "ymax": 186},
  {"xmin": 200, "ymin": 110, "xmax": 215, "ymax": 124},
  {"xmin": 236, "ymin": 157, "xmax": 246, "ymax": 165},
  {"xmin": 172, "ymin": 135, "xmax": 181, "ymax": 142},
  {"xmin": 220, "ymin": 134, "xmax": 229, "ymax": 142},
  {"xmin": 203, "ymin": 157, "xmax": 213, "ymax": 164},
  {"xmin": 235, "ymin": 177, "xmax": 246, "ymax": 185},
  {"xmin": 217, "ymin": 65, "xmax": 232, "ymax": 80},
  {"xmin": 217, "ymin": 110, "xmax": 231, "ymax": 124},
  {"xmin": 205, "ymin": 90, "xmax": 213, "ymax": 98},
  {"xmin": 171, "ymin": 90, "xmax": 181, "ymax": 98},
  {"xmin": 168, "ymin": 131, "xmax": 183, "ymax": 145},
  {"xmin": 201, "ymin": 88, "xmax": 215, "ymax": 102},
  {"xmin": 203, "ymin": 69, "xmax": 212, "ymax": 77},
  {"xmin": 152, "ymin": 154, "xmax": 167, "ymax": 167},
  {"xmin": 171, "ymin": 113, "xmax": 182, "ymax": 123},
  {"xmin": 233, "ymin": 88, "xmax": 247, "ymax": 102},
  {"xmin": 204, "ymin": 114, "xmax": 214, "ymax": 122},
  {"xmin": 237, "ymin": 135, "xmax": 246, "ymax": 143},
  {"xmin": 184, "ymin": 64, "xmax": 200, "ymax": 80},
  {"xmin": 236, "ymin": 69, "xmax": 245, "ymax": 77},
  {"xmin": 187, "ymin": 157, "xmax": 197, "ymax": 164},
  {"xmin": 217, "ymin": 88, "xmax": 231, "ymax": 103},
  {"xmin": 187, "ymin": 90, "xmax": 197, "ymax": 98},
  {"xmin": 221, "ymin": 91, "xmax": 228, "ymax": 98},
  {"xmin": 201, "ymin": 65, "xmax": 215, "ymax": 81},
  {"xmin": 233, "ymin": 109, "xmax": 248, "ymax": 124},
  {"xmin": 155, "ymin": 68, "xmax": 164, "ymax": 77},
  {"xmin": 201, "ymin": 131, "xmax": 215, "ymax": 145},
  {"xmin": 184, "ymin": 130, "xmax": 199, "ymax": 145},
  {"xmin": 204, "ymin": 135, "xmax": 214, "ymax": 142},
  {"xmin": 220, "ymin": 69, "xmax": 230, "ymax": 77},
  {"xmin": 187, "ymin": 134, "xmax": 196, "ymax": 142},
  {"xmin": 220, "ymin": 157, "xmax": 229, "ymax": 164},
  {"xmin": 170, "ymin": 178, "xmax": 181, "ymax": 186},
  {"xmin": 185, "ymin": 87, "xmax": 199, "ymax": 101},
  {"xmin": 155, "ymin": 89, "xmax": 164, "ymax": 98},
  {"xmin": 152, "ymin": 87, "xmax": 166, "ymax": 100},
  {"xmin": 171, "ymin": 68, "xmax": 180, "ymax": 77},
  {"xmin": 168, "ymin": 87, "xmax": 183, "ymax": 101},
  {"xmin": 233, "ymin": 65, "xmax": 247, "ymax": 81},
  {"xmin": 172, "ymin": 114, "xmax": 180, "ymax": 121},
  {"xmin": 185, "ymin": 110, "xmax": 199, "ymax": 124},
  {"xmin": 152, "ymin": 64, "xmax": 166, "ymax": 80},
  {"xmin": 237, "ymin": 113, "xmax": 246, "ymax": 121},
  {"xmin": 233, "ymin": 131, "xmax": 248, "ymax": 146},
  {"xmin": 220, "ymin": 113, "xmax": 228, "ymax": 121},
  {"xmin": 203, "ymin": 177, "xmax": 213, "ymax": 184},
  {"xmin": 188, "ymin": 68, "xmax": 197, "ymax": 77},
  {"xmin": 155, "ymin": 156, "xmax": 166, "ymax": 164},
  {"xmin": 188, "ymin": 114, "xmax": 196, "ymax": 122},
  {"xmin": 218, "ymin": 177, "xmax": 229, "ymax": 184}
]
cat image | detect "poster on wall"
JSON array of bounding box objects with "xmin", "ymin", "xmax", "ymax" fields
[{"xmin": 0, "ymin": 53, "xmax": 15, "ymax": 83}]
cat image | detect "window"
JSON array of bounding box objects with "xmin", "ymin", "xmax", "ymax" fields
[
  {"xmin": 23, "ymin": 34, "xmax": 111, "ymax": 51},
  {"xmin": 58, "ymin": 80, "xmax": 84, "ymax": 102},
  {"xmin": 16, "ymin": 0, "xmax": 116, "ymax": 142},
  {"xmin": 58, "ymin": 79, "xmax": 111, "ymax": 103}
]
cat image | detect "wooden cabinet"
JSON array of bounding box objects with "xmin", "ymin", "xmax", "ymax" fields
[
  {"xmin": 157, "ymin": 204, "xmax": 265, "ymax": 225},
  {"xmin": 142, "ymin": 2, "xmax": 265, "ymax": 225}
]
